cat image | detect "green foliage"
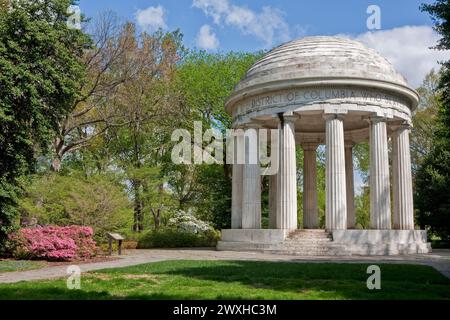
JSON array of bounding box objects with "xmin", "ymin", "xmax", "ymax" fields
[
  {"xmin": 415, "ymin": 147, "xmax": 450, "ymax": 240},
  {"xmin": 103, "ymin": 27, "xmax": 185, "ymax": 231},
  {"xmin": 416, "ymin": 1, "xmax": 450, "ymax": 241},
  {"xmin": 178, "ymin": 50, "xmax": 263, "ymax": 130},
  {"xmin": 412, "ymin": 70, "xmax": 441, "ymax": 175},
  {"xmin": 137, "ymin": 228, "xmax": 220, "ymax": 248},
  {"xmin": 316, "ymin": 148, "xmax": 327, "ymax": 228},
  {"xmin": 18, "ymin": 173, "xmax": 133, "ymax": 241},
  {"xmin": 130, "ymin": 166, "xmax": 176, "ymax": 230},
  {"xmin": 169, "ymin": 51, "xmax": 261, "ymax": 229},
  {"xmin": 355, "ymin": 187, "xmax": 370, "ymax": 229},
  {"xmin": 353, "ymin": 143, "xmax": 370, "ymax": 183},
  {"xmin": 0, "ymin": 0, "xmax": 91, "ymax": 251},
  {"xmin": 193, "ymin": 164, "xmax": 232, "ymax": 229}
]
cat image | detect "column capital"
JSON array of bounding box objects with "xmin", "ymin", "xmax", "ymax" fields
[
  {"xmin": 242, "ymin": 123, "xmax": 262, "ymax": 130},
  {"xmin": 344, "ymin": 140, "xmax": 355, "ymax": 149},
  {"xmin": 364, "ymin": 115, "xmax": 388, "ymax": 124},
  {"xmin": 323, "ymin": 113, "xmax": 345, "ymax": 121},
  {"xmin": 391, "ymin": 121, "xmax": 412, "ymax": 134},
  {"xmin": 301, "ymin": 143, "xmax": 318, "ymax": 151},
  {"xmin": 281, "ymin": 112, "xmax": 299, "ymax": 123}
]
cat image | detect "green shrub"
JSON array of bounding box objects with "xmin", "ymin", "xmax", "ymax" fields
[
  {"xmin": 137, "ymin": 228, "xmax": 220, "ymax": 248},
  {"xmin": 19, "ymin": 173, "xmax": 133, "ymax": 242}
]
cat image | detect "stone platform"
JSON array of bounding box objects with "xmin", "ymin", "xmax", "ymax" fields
[{"xmin": 217, "ymin": 229, "xmax": 432, "ymax": 256}]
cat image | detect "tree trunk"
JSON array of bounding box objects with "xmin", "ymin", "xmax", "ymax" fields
[
  {"xmin": 154, "ymin": 209, "xmax": 160, "ymax": 230},
  {"xmin": 51, "ymin": 136, "xmax": 64, "ymax": 172},
  {"xmin": 51, "ymin": 156, "xmax": 62, "ymax": 172},
  {"xmin": 132, "ymin": 179, "xmax": 143, "ymax": 232}
]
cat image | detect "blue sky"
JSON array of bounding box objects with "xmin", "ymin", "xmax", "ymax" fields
[
  {"xmin": 78, "ymin": 0, "xmax": 433, "ymax": 51},
  {"xmin": 77, "ymin": 0, "xmax": 447, "ymax": 88}
]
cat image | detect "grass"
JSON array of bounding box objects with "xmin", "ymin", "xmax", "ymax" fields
[
  {"xmin": 0, "ymin": 260, "xmax": 46, "ymax": 273},
  {"xmin": 0, "ymin": 260, "xmax": 449, "ymax": 300}
]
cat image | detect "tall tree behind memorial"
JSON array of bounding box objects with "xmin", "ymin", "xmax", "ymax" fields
[
  {"xmin": 0, "ymin": 0, "xmax": 91, "ymax": 251},
  {"xmin": 107, "ymin": 26, "xmax": 185, "ymax": 232},
  {"xmin": 416, "ymin": 0, "xmax": 450, "ymax": 241},
  {"xmin": 50, "ymin": 12, "xmax": 138, "ymax": 172}
]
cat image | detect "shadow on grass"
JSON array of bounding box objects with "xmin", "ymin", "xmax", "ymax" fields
[
  {"xmin": 0, "ymin": 261, "xmax": 449, "ymax": 300},
  {"xmin": 140, "ymin": 260, "xmax": 450, "ymax": 300},
  {"xmin": 0, "ymin": 287, "xmax": 207, "ymax": 300},
  {"xmin": 0, "ymin": 287, "xmax": 112, "ymax": 300}
]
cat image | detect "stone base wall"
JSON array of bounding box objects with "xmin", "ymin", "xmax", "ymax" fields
[
  {"xmin": 217, "ymin": 229, "xmax": 431, "ymax": 256},
  {"xmin": 331, "ymin": 230, "xmax": 428, "ymax": 244},
  {"xmin": 220, "ymin": 229, "xmax": 289, "ymax": 243}
]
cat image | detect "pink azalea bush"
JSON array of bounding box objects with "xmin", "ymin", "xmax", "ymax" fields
[{"xmin": 9, "ymin": 226, "xmax": 97, "ymax": 261}]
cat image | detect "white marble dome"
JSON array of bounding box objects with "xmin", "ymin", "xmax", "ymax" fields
[
  {"xmin": 226, "ymin": 36, "xmax": 419, "ymax": 115},
  {"xmin": 236, "ymin": 36, "xmax": 409, "ymax": 91}
]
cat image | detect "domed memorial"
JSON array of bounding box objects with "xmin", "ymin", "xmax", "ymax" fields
[{"xmin": 217, "ymin": 36, "xmax": 431, "ymax": 255}]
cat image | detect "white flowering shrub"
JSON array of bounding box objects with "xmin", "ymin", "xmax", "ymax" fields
[
  {"xmin": 137, "ymin": 210, "xmax": 220, "ymax": 248},
  {"xmin": 167, "ymin": 210, "xmax": 213, "ymax": 234}
]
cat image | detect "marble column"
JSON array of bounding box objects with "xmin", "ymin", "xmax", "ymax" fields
[
  {"xmin": 325, "ymin": 114, "xmax": 347, "ymax": 230},
  {"xmin": 231, "ymin": 131, "xmax": 244, "ymax": 229},
  {"xmin": 392, "ymin": 125, "xmax": 415, "ymax": 230},
  {"xmin": 369, "ymin": 117, "xmax": 391, "ymax": 230},
  {"xmin": 345, "ymin": 142, "xmax": 356, "ymax": 229},
  {"xmin": 231, "ymin": 164, "xmax": 243, "ymax": 228},
  {"xmin": 302, "ymin": 144, "xmax": 318, "ymax": 229},
  {"xmin": 276, "ymin": 114, "xmax": 298, "ymax": 230},
  {"xmin": 242, "ymin": 127, "xmax": 261, "ymax": 229},
  {"xmin": 269, "ymin": 173, "xmax": 277, "ymax": 229}
]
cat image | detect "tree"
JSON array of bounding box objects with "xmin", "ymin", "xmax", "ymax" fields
[
  {"xmin": 415, "ymin": 1, "xmax": 450, "ymax": 241},
  {"xmin": 107, "ymin": 27, "xmax": 185, "ymax": 232},
  {"xmin": 411, "ymin": 69, "xmax": 441, "ymax": 175},
  {"xmin": 175, "ymin": 51, "xmax": 262, "ymax": 229},
  {"xmin": 50, "ymin": 12, "xmax": 139, "ymax": 172},
  {"xmin": 0, "ymin": 0, "xmax": 90, "ymax": 251},
  {"xmin": 18, "ymin": 173, "xmax": 133, "ymax": 241}
]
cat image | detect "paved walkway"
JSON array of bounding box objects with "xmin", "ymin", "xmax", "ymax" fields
[{"xmin": 1, "ymin": 249, "xmax": 449, "ymax": 284}]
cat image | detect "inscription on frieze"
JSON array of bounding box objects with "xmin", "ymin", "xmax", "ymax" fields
[{"xmin": 249, "ymin": 88, "xmax": 405, "ymax": 109}]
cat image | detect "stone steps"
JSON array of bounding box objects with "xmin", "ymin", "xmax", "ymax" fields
[
  {"xmin": 216, "ymin": 241, "xmax": 351, "ymax": 256},
  {"xmin": 217, "ymin": 229, "xmax": 353, "ymax": 256},
  {"xmin": 287, "ymin": 230, "xmax": 333, "ymax": 241}
]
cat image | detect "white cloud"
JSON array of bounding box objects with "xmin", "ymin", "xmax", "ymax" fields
[
  {"xmin": 136, "ymin": 5, "xmax": 167, "ymax": 33},
  {"xmin": 196, "ymin": 24, "xmax": 220, "ymax": 51},
  {"xmin": 351, "ymin": 26, "xmax": 450, "ymax": 88},
  {"xmin": 192, "ymin": 0, "xmax": 290, "ymax": 47}
]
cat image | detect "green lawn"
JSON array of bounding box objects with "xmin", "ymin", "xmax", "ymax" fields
[
  {"xmin": 0, "ymin": 260, "xmax": 449, "ymax": 300},
  {"xmin": 0, "ymin": 260, "xmax": 46, "ymax": 273}
]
